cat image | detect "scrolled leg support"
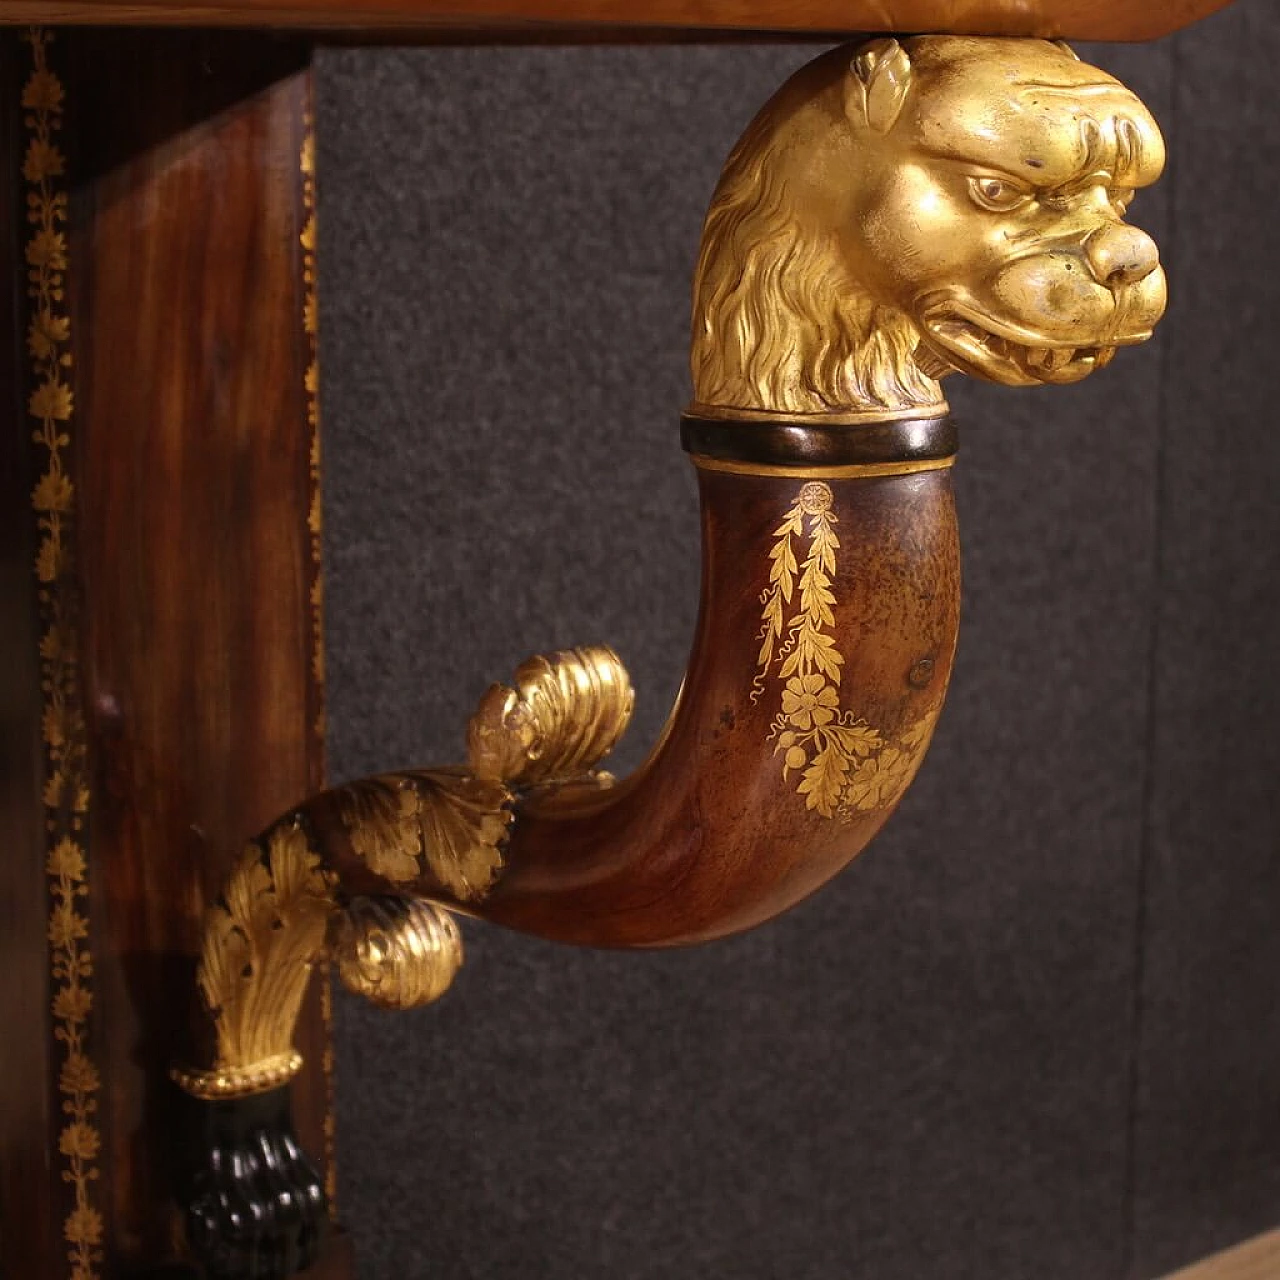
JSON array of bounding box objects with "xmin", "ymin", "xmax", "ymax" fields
[
  {"xmin": 172, "ymin": 646, "xmax": 634, "ymax": 1273},
  {"xmin": 172, "ymin": 33, "xmax": 1170, "ymax": 1276}
]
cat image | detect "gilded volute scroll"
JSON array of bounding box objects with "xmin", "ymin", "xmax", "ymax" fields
[{"xmin": 173, "ymin": 37, "xmax": 1166, "ymax": 1279}]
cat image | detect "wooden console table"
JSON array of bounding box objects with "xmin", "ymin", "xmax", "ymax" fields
[{"xmin": 0, "ymin": 3, "xmax": 1258, "ymax": 1278}]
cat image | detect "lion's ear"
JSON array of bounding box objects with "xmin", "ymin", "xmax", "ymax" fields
[{"xmin": 846, "ymin": 38, "xmax": 913, "ymax": 135}]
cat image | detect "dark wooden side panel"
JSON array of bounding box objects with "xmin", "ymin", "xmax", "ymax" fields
[
  {"xmin": 0, "ymin": 29, "xmax": 347, "ymax": 1276},
  {"xmin": 0, "ymin": 31, "xmax": 58, "ymax": 1279}
]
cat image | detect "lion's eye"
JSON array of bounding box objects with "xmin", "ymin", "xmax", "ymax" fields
[{"xmin": 968, "ymin": 175, "xmax": 1032, "ymax": 213}]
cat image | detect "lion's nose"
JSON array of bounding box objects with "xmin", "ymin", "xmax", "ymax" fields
[{"xmin": 1084, "ymin": 224, "xmax": 1161, "ymax": 289}]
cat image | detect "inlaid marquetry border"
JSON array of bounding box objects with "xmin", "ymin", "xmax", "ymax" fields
[
  {"xmin": 299, "ymin": 83, "xmax": 338, "ymax": 1213},
  {"xmin": 22, "ymin": 27, "xmax": 103, "ymax": 1280},
  {"xmin": 301, "ymin": 96, "xmax": 324, "ymax": 738}
]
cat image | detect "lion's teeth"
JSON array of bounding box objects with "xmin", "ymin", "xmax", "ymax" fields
[{"xmin": 1027, "ymin": 347, "xmax": 1074, "ymax": 371}]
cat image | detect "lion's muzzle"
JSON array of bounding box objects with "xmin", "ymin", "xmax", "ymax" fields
[{"xmin": 1084, "ymin": 223, "xmax": 1161, "ymax": 290}]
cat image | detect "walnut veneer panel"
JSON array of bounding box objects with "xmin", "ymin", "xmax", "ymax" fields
[{"xmin": 0, "ymin": 29, "xmax": 351, "ymax": 1276}]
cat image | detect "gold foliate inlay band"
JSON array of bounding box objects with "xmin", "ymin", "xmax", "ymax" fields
[
  {"xmin": 754, "ymin": 481, "xmax": 939, "ymax": 820},
  {"xmin": 298, "ymin": 85, "xmax": 337, "ymax": 1212},
  {"xmin": 23, "ymin": 28, "xmax": 104, "ymax": 1279},
  {"xmin": 690, "ymin": 455, "xmax": 955, "ymax": 480},
  {"xmin": 301, "ymin": 103, "xmax": 324, "ymax": 744}
]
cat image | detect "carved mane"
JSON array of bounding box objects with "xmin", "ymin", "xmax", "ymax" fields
[{"xmin": 688, "ymin": 56, "xmax": 943, "ymax": 417}]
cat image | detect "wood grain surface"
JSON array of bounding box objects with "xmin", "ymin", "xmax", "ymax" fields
[
  {"xmin": 292, "ymin": 459, "xmax": 961, "ymax": 948},
  {"xmin": 0, "ymin": 0, "xmax": 1235, "ymax": 39},
  {"xmin": 481, "ymin": 463, "xmax": 962, "ymax": 944},
  {"xmin": 68, "ymin": 30, "xmax": 339, "ymax": 1273},
  {"xmin": 0, "ymin": 30, "xmax": 350, "ymax": 1277}
]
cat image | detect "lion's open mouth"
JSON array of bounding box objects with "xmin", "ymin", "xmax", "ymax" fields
[{"xmin": 921, "ymin": 313, "xmax": 1119, "ymax": 387}]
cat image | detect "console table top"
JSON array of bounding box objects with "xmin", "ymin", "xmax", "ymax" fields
[{"xmin": 0, "ymin": 0, "xmax": 1234, "ymax": 39}]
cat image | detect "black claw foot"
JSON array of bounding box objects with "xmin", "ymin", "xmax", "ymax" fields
[{"xmin": 181, "ymin": 1087, "xmax": 327, "ymax": 1280}]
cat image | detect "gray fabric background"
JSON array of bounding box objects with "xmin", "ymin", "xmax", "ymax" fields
[{"xmin": 313, "ymin": 5, "xmax": 1280, "ymax": 1276}]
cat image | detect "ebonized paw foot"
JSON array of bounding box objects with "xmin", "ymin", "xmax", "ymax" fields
[{"xmin": 182, "ymin": 1087, "xmax": 326, "ymax": 1279}]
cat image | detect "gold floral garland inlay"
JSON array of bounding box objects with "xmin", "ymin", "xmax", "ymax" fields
[
  {"xmin": 754, "ymin": 481, "xmax": 936, "ymax": 820},
  {"xmin": 298, "ymin": 90, "xmax": 338, "ymax": 1214},
  {"xmin": 23, "ymin": 28, "xmax": 103, "ymax": 1279},
  {"xmin": 300, "ymin": 108, "xmax": 324, "ymax": 740}
]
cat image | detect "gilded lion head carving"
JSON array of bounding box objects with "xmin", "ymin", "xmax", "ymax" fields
[{"xmin": 690, "ymin": 37, "xmax": 1167, "ymax": 418}]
